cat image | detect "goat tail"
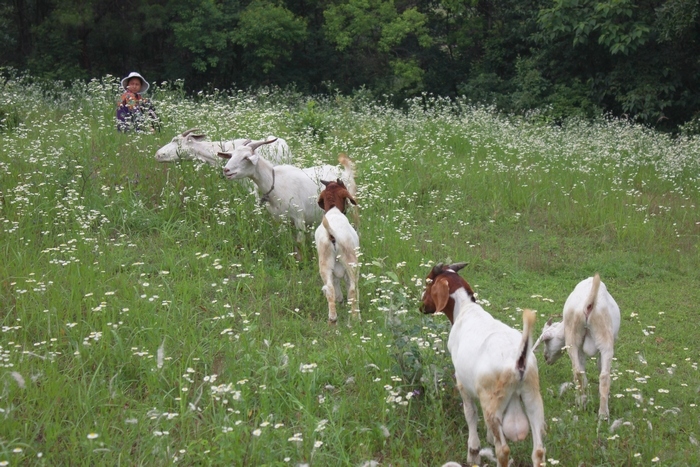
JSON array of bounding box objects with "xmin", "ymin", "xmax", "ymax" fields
[
  {"xmin": 584, "ymin": 273, "xmax": 601, "ymax": 319},
  {"xmin": 322, "ymin": 215, "xmax": 332, "ymax": 236},
  {"xmin": 516, "ymin": 309, "xmax": 536, "ymax": 375},
  {"xmin": 338, "ymin": 153, "xmax": 357, "ymax": 197}
]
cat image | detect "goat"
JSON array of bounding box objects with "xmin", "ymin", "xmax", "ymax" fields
[
  {"xmin": 533, "ymin": 273, "xmax": 620, "ymax": 421},
  {"xmin": 217, "ymin": 143, "xmax": 356, "ymax": 246},
  {"xmin": 315, "ymin": 180, "xmax": 359, "ymax": 324},
  {"xmin": 317, "ymin": 178, "xmax": 356, "ymax": 214},
  {"xmin": 420, "ymin": 262, "xmax": 545, "ymax": 467},
  {"xmin": 155, "ymin": 128, "xmax": 292, "ymax": 166}
]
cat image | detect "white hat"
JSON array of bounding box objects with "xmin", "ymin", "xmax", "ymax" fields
[{"xmin": 121, "ymin": 72, "xmax": 150, "ymax": 94}]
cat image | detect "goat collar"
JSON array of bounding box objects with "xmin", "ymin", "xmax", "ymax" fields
[{"xmin": 259, "ymin": 168, "xmax": 275, "ymax": 206}]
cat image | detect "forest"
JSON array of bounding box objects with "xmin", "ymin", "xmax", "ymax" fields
[{"xmin": 2, "ymin": 0, "xmax": 700, "ymax": 129}]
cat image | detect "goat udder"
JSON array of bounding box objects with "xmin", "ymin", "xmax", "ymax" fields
[{"xmin": 502, "ymin": 398, "xmax": 529, "ymax": 441}]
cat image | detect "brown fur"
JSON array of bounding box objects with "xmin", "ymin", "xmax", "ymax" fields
[
  {"xmin": 420, "ymin": 262, "xmax": 474, "ymax": 324},
  {"xmin": 317, "ymin": 179, "xmax": 357, "ymax": 214}
]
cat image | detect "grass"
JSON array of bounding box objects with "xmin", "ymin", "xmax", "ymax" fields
[{"xmin": 1, "ymin": 73, "xmax": 699, "ymax": 466}]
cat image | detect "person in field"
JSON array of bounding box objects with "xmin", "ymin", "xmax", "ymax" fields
[{"xmin": 116, "ymin": 72, "xmax": 160, "ymax": 133}]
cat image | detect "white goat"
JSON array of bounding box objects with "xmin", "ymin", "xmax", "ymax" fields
[
  {"xmin": 217, "ymin": 143, "xmax": 356, "ymax": 246},
  {"xmin": 533, "ymin": 273, "xmax": 620, "ymax": 421},
  {"xmin": 315, "ymin": 180, "xmax": 360, "ymax": 323},
  {"xmin": 420, "ymin": 263, "xmax": 545, "ymax": 467},
  {"xmin": 155, "ymin": 128, "xmax": 292, "ymax": 166}
]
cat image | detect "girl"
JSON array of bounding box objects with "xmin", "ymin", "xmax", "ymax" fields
[{"xmin": 116, "ymin": 72, "xmax": 159, "ymax": 132}]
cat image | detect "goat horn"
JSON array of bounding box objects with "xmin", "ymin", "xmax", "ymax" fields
[
  {"xmin": 247, "ymin": 137, "xmax": 278, "ymax": 152},
  {"xmin": 532, "ymin": 335, "xmax": 543, "ymax": 351},
  {"xmin": 320, "ymin": 179, "xmax": 332, "ymax": 187},
  {"xmin": 449, "ymin": 262, "xmax": 468, "ymax": 272},
  {"xmin": 431, "ymin": 263, "xmax": 444, "ymax": 276},
  {"xmin": 181, "ymin": 128, "xmax": 201, "ymax": 137}
]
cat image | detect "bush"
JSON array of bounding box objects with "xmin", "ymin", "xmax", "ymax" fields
[{"xmin": 0, "ymin": 106, "xmax": 21, "ymax": 131}]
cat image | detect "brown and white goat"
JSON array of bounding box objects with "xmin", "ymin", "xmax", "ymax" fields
[
  {"xmin": 314, "ymin": 180, "xmax": 359, "ymax": 323},
  {"xmin": 420, "ymin": 263, "xmax": 546, "ymax": 467}
]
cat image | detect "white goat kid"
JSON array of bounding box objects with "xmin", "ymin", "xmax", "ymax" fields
[
  {"xmin": 217, "ymin": 142, "xmax": 356, "ymax": 246},
  {"xmin": 420, "ymin": 262, "xmax": 546, "ymax": 467},
  {"xmin": 155, "ymin": 128, "xmax": 292, "ymax": 166},
  {"xmin": 315, "ymin": 180, "xmax": 360, "ymax": 324},
  {"xmin": 533, "ymin": 273, "xmax": 620, "ymax": 421}
]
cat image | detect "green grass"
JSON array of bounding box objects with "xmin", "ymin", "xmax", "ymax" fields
[{"xmin": 1, "ymin": 75, "xmax": 699, "ymax": 466}]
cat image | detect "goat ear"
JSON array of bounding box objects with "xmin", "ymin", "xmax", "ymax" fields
[
  {"xmin": 246, "ymin": 151, "xmax": 260, "ymax": 165},
  {"xmin": 346, "ymin": 192, "xmax": 358, "ymax": 206},
  {"xmin": 217, "ymin": 152, "xmax": 232, "ymax": 160},
  {"xmin": 431, "ymin": 277, "xmax": 451, "ymax": 313},
  {"xmin": 317, "ymin": 192, "xmax": 326, "ymax": 210}
]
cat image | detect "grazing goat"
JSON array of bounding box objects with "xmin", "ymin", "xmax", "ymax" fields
[
  {"xmin": 533, "ymin": 273, "xmax": 620, "ymax": 421},
  {"xmin": 315, "ymin": 180, "xmax": 359, "ymax": 323},
  {"xmin": 218, "ymin": 143, "xmax": 356, "ymax": 246},
  {"xmin": 420, "ymin": 262, "xmax": 545, "ymax": 467},
  {"xmin": 155, "ymin": 128, "xmax": 292, "ymax": 166}
]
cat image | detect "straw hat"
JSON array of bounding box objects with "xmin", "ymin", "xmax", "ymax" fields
[{"xmin": 121, "ymin": 72, "xmax": 150, "ymax": 93}]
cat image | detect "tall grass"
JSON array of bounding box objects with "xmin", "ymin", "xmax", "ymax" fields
[{"xmin": 1, "ymin": 73, "xmax": 699, "ymax": 466}]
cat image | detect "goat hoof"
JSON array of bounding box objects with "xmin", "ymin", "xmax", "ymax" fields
[{"xmin": 328, "ymin": 319, "xmax": 338, "ymax": 325}]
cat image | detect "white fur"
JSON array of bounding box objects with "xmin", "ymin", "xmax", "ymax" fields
[
  {"xmin": 155, "ymin": 130, "xmax": 292, "ymax": 166},
  {"xmin": 534, "ymin": 274, "xmax": 620, "ymax": 420},
  {"xmin": 314, "ymin": 207, "xmax": 360, "ymax": 323},
  {"xmin": 447, "ymin": 294, "xmax": 545, "ymax": 467},
  {"xmin": 219, "ymin": 147, "xmax": 355, "ymax": 245}
]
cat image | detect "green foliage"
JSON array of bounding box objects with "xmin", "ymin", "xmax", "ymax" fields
[
  {"xmin": 546, "ymin": 80, "xmax": 602, "ymax": 121},
  {"xmin": 232, "ymin": 0, "xmax": 308, "ymax": 74},
  {"xmin": 3, "ymin": 0, "xmax": 700, "ymax": 128},
  {"xmin": 389, "ymin": 58, "xmax": 425, "ymax": 94},
  {"xmin": 538, "ymin": 0, "xmax": 650, "ymax": 55},
  {"xmin": 511, "ymin": 56, "xmax": 550, "ymax": 112},
  {"xmin": 0, "ymin": 77, "xmax": 700, "ymax": 465},
  {"xmin": 323, "ymin": 0, "xmax": 432, "ymax": 94},
  {"xmin": 0, "ymin": 105, "xmax": 21, "ymax": 131},
  {"xmin": 171, "ymin": 0, "xmax": 235, "ymax": 73},
  {"xmin": 457, "ymin": 72, "xmax": 511, "ymax": 108}
]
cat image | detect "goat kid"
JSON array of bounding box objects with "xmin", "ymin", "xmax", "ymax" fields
[
  {"xmin": 315, "ymin": 180, "xmax": 359, "ymax": 323},
  {"xmin": 155, "ymin": 128, "xmax": 292, "ymax": 166},
  {"xmin": 420, "ymin": 263, "xmax": 545, "ymax": 467},
  {"xmin": 218, "ymin": 143, "xmax": 356, "ymax": 246},
  {"xmin": 533, "ymin": 273, "xmax": 620, "ymax": 421}
]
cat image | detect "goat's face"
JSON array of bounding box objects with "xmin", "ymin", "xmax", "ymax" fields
[
  {"xmin": 155, "ymin": 129, "xmax": 207, "ymax": 162},
  {"xmin": 218, "ymin": 147, "xmax": 259, "ymax": 180},
  {"xmin": 318, "ymin": 179, "xmax": 357, "ymax": 213},
  {"xmin": 535, "ymin": 319, "xmax": 566, "ymax": 364},
  {"xmin": 218, "ymin": 138, "xmax": 278, "ymax": 179},
  {"xmin": 419, "ymin": 262, "xmax": 471, "ymax": 324}
]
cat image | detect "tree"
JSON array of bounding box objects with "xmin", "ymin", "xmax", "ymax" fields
[
  {"xmin": 323, "ymin": 0, "xmax": 432, "ymax": 95},
  {"xmin": 231, "ymin": 0, "xmax": 308, "ymax": 78}
]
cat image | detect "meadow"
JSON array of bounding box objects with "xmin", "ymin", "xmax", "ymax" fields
[{"xmin": 1, "ymin": 73, "xmax": 699, "ymax": 466}]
